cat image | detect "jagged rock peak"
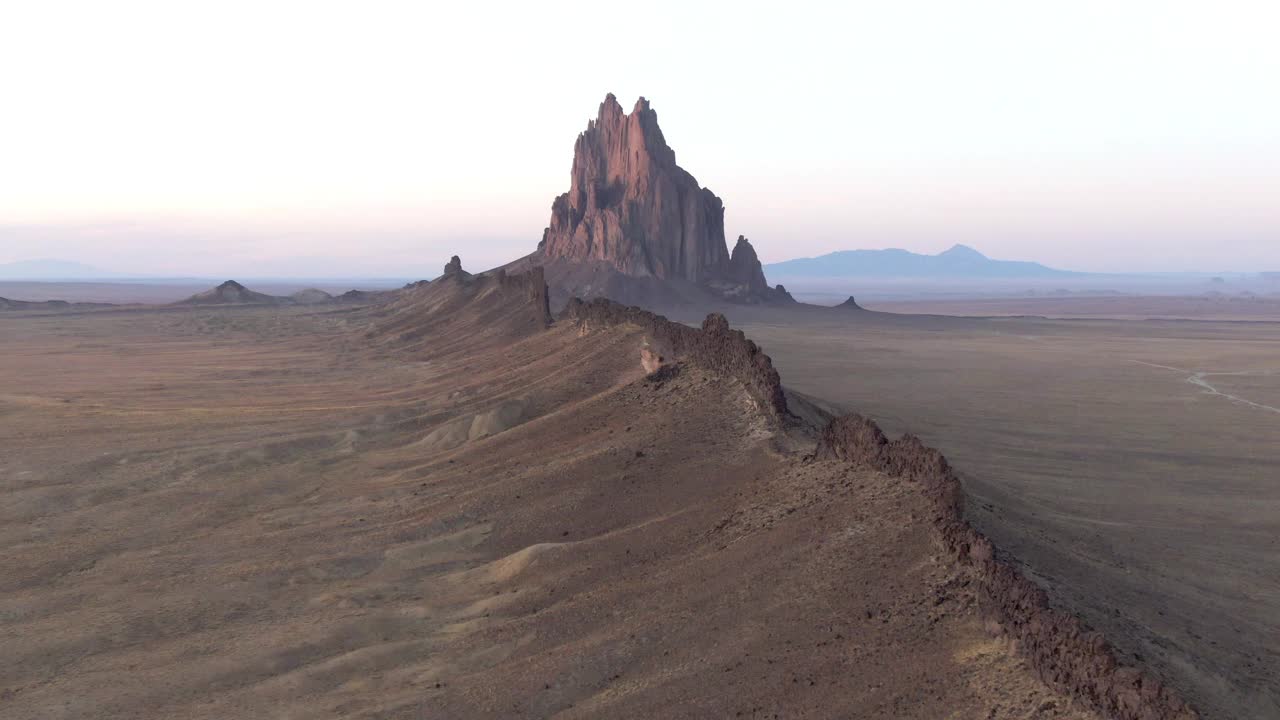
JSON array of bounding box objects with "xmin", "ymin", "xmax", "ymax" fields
[
  {"xmin": 728, "ymin": 236, "xmax": 770, "ymax": 293},
  {"xmin": 442, "ymin": 255, "xmax": 467, "ymax": 276},
  {"xmin": 537, "ymin": 95, "xmax": 789, "ymax": 305},
  {"xmin": 838, "ymin": 296, "xmax": 863, "ymax": 310},
  {"xmin": 540, "ymin": 94, "xmax": 726, "ymax": 283}
]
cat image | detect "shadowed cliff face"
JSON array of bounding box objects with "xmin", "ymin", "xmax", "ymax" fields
[
  {"xmin": 537, "ymin": 95, "xmax": 789, "ymax": 306},
  {"xmin": 728, "ymin": 234, "xmax": 771, "ymax": 293}
]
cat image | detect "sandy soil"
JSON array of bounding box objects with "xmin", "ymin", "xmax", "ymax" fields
[
  {"xmin": 863, "ymin": 294, "xmax": 1280, "ymax": 321},
  {"xmin": 0, "ymin": 299, "xmax": 1094, "ymax": 719}
]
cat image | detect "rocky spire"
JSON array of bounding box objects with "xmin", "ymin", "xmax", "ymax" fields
[
  {"xmin": 728, "ymin": 236, "xmax": 770, "ymax": 293},
  {"xmin": 441, "ymin": 255, "xmax": 470, "ymax": 278},
  {"xmin": 538, "ymin": 94, "xmax": 730, "ymax": 283},
  {"xmin": 536, "ymin": 94, "xmax": 789, "ymax": 305}
]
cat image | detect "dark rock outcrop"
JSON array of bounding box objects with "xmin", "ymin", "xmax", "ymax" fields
[
  {"xmin": 561, "ymin": 296, "xmax": 790, "ymax": 422},
  {"xmin": 535, "ymin": 95, "xmax": 786, "ymax": 305},
  {"xmin": 442, "ymin": 255, "xmax": 469, "ymax": 278},
  {"xmin": 727, "ymin": 235, "xmax": 769, "ymax": 293},
  {"xmin": 815, "ymin": 414, "xmax": 1198, "ymax": 720},
  {"xmin": 837, "ymin": 296, "xmax": 863, "ymax": 310},
  {"xmin": 496, "ymin": 266, "xmax": 552, "ymax": 327}
]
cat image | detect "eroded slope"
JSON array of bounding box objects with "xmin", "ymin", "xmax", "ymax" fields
[{"xmin": 0, "ymin": 273, "xmax": 1130, "ymax": 719}]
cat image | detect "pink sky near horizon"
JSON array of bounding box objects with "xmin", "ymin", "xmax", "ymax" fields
[{"xmin": 2, "ymin": 1, "xmax": 1278, "ymax": 276}]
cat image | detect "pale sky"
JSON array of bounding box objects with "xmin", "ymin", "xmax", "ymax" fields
[{"xmin": 2, "ymin": 0, "xmax": 1278, "ymax": 276}]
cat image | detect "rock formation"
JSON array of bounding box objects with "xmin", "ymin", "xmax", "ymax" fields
[
  {"xmin": 442, "ymin": 255, "xmax": 469, "ymax": 278},
  {"xmin": 533, "ymin": 94, "xmax": 789, "ymax": 305},
  {"xmin": 640, "ymin": 346, "xmax": 664, "ymax": 375},
  {"xmin": 727, "ymin": 235, "xmax": 769, "ymax": 292}
]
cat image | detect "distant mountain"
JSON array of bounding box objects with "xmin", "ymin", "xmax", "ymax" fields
[
  {"xmin": 764, "ymin": 244, "xmax": 1075, "ymax": 278},
  {"xmin": 0, "ymin": 259, "xmax": 126, "ymax": 279}
]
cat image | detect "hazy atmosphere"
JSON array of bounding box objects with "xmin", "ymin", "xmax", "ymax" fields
[
  {"xmin": 5, "ymin": 3, "xmax": 1279, "ymax": 720},
  {"xmin": 3, "ymin": 0, "xmax": 1278, "ymax": 277}
]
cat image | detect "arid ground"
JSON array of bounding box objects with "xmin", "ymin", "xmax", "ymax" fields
[
  {"xmin": 0, "ymin": 294, "xmax": 1098, "ymax": 719},
  {"xmin": 863, "ymin": 295, "xmax": 1280, "ymax": 322},
  {"xmin": 722, "ymin": 304, "xmax": 1280, "ymax": 719}
]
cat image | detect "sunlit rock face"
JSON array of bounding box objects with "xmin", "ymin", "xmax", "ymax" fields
[
  {"xmin": 539, "ymin": 94, "xmax": 729, "ymax": 283},
  {"xmin": 537, "ymin": 95, "xmax": 789, "ymax": 304}
]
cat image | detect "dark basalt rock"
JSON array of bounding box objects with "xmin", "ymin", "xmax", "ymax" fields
[
  {"xmin": 442, "ymin": 255, "xmax": 469, "ymax": 277},
  {"xmin": 815, "ymin": 414, "xmax": 1198, "ymax": 720},
  {"xmin": 728, "ymin": 235, "xmax": 769, "ymax": 293}
]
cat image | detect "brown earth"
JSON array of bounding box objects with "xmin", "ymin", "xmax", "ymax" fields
[
  {"xmin": 1, "ymin": 277, "xmax": 1108, "ymax": 719},
  {"xmin": 717, "ymin": 304, "xmax": 1280, "ymax": 719},
  {"xmin": 863, "ymin": 294, "xmax": 1280, "ymax": 321}
]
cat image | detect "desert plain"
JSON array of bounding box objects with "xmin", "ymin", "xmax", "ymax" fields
[
  {"xmin": 0, "ymin": 284, "xmax": 1123, "ymax": 719},
  {"xmin": 717, "ymin": 299, "xmax": 1280, "ymax": 719}
]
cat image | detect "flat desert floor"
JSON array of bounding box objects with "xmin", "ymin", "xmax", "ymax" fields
[
  {"xmin": 864, "ymin": 294, "xmax": 1280, "ymax": 322},
  {"xmin": 0, "ymin": 299, "xmax": 1095, "ymax": 719},
  {"xmin": 726, "ymin": 306, "xmax": 1280, "ymax": 719}
]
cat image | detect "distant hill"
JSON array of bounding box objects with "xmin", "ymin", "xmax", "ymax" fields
[
  {"xmin": 289, "ymin": 288, "xmax": 334, "ymax": 304},
  {"xmin": 764, "ymin": 244, "xmax": 1075, "ymax": 278},
  {"xmin": 0, "ymin": 297, "xmax": 114, "ymax": 311},
  {"xmin": 0, "ymin": 259, "xmax": 126, "ymax": 279},
  {"xmin": 176, "ymin": 280, "xmax": 286, "ymax": 306}
]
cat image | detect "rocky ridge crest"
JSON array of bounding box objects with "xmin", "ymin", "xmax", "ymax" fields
[{"xmin": 557, "ymin": 293, "xmax": 1197, "ymax": 720}]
